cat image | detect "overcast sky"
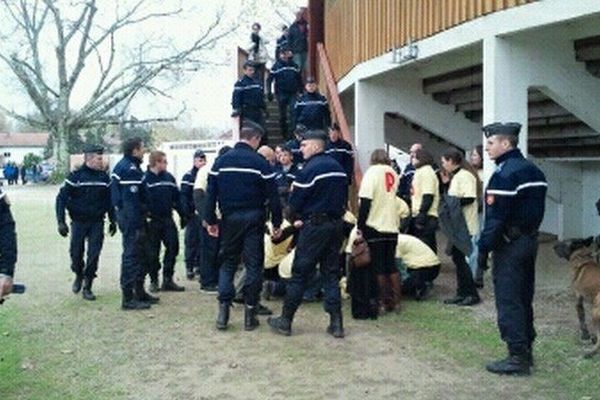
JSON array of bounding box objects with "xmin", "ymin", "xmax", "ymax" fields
[{"xmin": 0, "ymin": 0, "xmax": 306, "ymax": 133}]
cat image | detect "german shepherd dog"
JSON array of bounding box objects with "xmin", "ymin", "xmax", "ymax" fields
[{"xmin": 554, "ymin": 237, "xmax": 600, "ymax": 358}]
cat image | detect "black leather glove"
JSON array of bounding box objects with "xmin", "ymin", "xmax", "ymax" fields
[
  {"xmin": 180, "ymin": 215, "xmax": 189, "ymax": 229},
  {"xmin": 108, "ymin": 222, "xmax": 117, "ymax": 237},
  {"xmin": 267, "ymin": 93, "xmax": 274, "ymax": 102},
  {"xmin": 58, "ymin": 222, "xmax": 69, "ymax": 237}
]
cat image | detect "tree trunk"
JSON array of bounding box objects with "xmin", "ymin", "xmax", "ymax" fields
[{"xmin": 53, "ymin": 123, "xmax": 70, "ymax": 174}]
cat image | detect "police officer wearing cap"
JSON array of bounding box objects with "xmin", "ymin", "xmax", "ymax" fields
[
  {"xmin": 268, "ymin": 129, "xmax": 348, "ymax": 338},
  {"xmin": 55, "ymin": 144, "xmax": 116, "ymax": 301},
  {"xmin": 478, "ymin": 122, "xmax": 547, "ymax": 376},
  {"xmin": 111, "ymin": 137, "xmax": 158, "ymax": 310},
  {"xmin": 143, "ymin": 151, "xmax": 187, "ymax": 293},
  {"xmin": 205, "ymin": 124, "xmax": 282, "ymax": 331},
  {"xmin": 232, "ymin": 61, "xmax": 268, "ymax": 143},
  {"xmin": 0, "ymin": 187, "xmax": 17, "ymax": 303},
  {"xmin": 180, "ymin": 149, "xmax": 207, "ymax": 280},
  {"xmin": 294, "ymin": 77, "xmax": 331, "ymax": 131},
  {"xmin": 325, "ymin": 122, "xmax": 354, "ymax": 185},
  {"xmin": 266, "ymin": 47, "xmax": 303, "ymax": 141}
]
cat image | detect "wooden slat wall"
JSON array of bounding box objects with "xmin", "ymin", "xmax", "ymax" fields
[{"xmin": 324, "ymin": 0, "xmax": 536, "ymax": 79}]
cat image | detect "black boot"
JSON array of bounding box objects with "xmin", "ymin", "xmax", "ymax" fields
[
  {"xmin": 121, "ymin": 289, "xmax": 151, "ymax": 310},
  {"xmin": 72, "ymin": 275, "xmax": 83, "ymax": 294},
  {"xmin": 267, "ymin": 306, "xmax": 294, "ymax": 336},
  {"xmin": 216, "ymin": 303, "xmax": 230, "ymax": 330},
  {"xmin": 161, "ymin": 277, "xmax": 185, "ymax": 292},
  {"xmin": 82, "ymin": 278, "xmax": 96, "ymax": 301},
  {"xmin": 244, "ymin": 305, "xmax": 260, "ymax": 331},
  {"xmin": 149, "ymin": 279, "xmax": 159, "ymax": 293},
  {"xmin": 186, "ymin": 267, "xmax": 195, "ymax": 280},
  {"xmin": 486, "ymin": 354, "xmax": 531, "ymax": 376},
  {"xmin": 135, "ymin": 282, "xmax": 160, "ymax": 304},
  {"xmin": 474, "ymin": 267, "xmax": 485, "ymax": 289},
  {"xmin": 327, "ymin": 310, "xmax": 345, "ymax": 339}
]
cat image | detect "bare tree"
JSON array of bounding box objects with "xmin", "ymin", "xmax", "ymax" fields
[{"xmin": 0, "ymin": 0, "xmax": 235, "ymax": 171}]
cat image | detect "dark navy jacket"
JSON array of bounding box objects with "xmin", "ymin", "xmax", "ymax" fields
[
  {"xmin": 232, "ymin": 75, "xmax": 266, "ymax": 113},
  {"xmin": 143, "ymin": 169, "xmax": 184, "ymax": 219},
  {"xmin": 205, "ymin": 142, "xmax": 282, "ymax": 227},
  {"xmin": 284, "ymin": 137, "xmax": 303, "ymax": 166},
  {"xmin": 288, "ymin": 19, "xmax": 308, "ymax": 54},
  {"xmin": 111, "ymin": 155, "xmax": 146, "ymax": 228},
  {"xmin": 274, "ymin": 35, "xmax": 288, "ymax": 59},
  {"xmin": 274, "ymin": 163, "xmax": 299, "ymax": 194},
  {"xmin": 325, "ymin": 139, "xmax": 354, "ymax": 184},
  {"xmin": 398, "ymin": 163, "xmax": 415, "ymax": 201},
  {"xmin": 267, "ymin": 59, "xmax": 302, "ymax": 95},
  {"xmin": 180, "ymin": 167, "xmax": 198, "ymax": 217},
  {"xmin": 478, "ymin": 149, "xmax": 547, "ymax": 252},
  {"xmin": 56, "ymin": 164, "xmax": 114, "ymax": 224},
  {"xmin": 294, "ymin": 92, "xmax": 331, "ymax": 130},
  {"xmin": 0, "ymin": 189, "xmax": 16, "ymax": 277},
  {"xmin": 289, "ymin": 152, "xmax": 348, "ymax": 220}
]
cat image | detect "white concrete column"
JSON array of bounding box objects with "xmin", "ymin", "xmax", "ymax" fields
[
  {"xmin": 482, "ymin": 36, "xmax": 529, "ymax": 180},
  {"xmin": 354, "ymin": 79, "xmax": 385, "ymax": 170}
]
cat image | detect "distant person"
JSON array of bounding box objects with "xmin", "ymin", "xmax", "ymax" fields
[
  {"xmin": 274, "ymin": 146, "xmax": 298, "ymax": 208},
  {"xmin": 258, "ymin": 145, "xmax": 277, "ymax": 167},
  {"xmin": 266, "ymin": 47, "xmax": 303, "ymax": 141},
  {"xmin": 397, "ymin": 143, "xmax": 423, "ymax": 206},
  {"xmin": 180, "ymin": 149, "xmax": 207, "ymax": 280},
  {"xmin": 294, "ymin": 77, "xmax": 331, "ymax": 131},
  {"xmin": 284, "ymin": 124, "xmax": 307, "ymax": 167},
  {"xmin": 288, "ymin": 9, "xmax": 308, "ymax": 72},
  {"xmin": 274, "ymin": 24, "xmax": 289, "ymax": 60},
  {"xmin": 231, "ymin": 61, "xmax": 268, "ymax": 143},
  {"xmin": 20, "ymin": 164, "xmax": 26, "ymax": 185},
  {"xmin": 396, "ymin": 234, "xmax": 441, "ymax": 300},
  {"xmin": 468, "ymin": 144, "xmax": 485, "ymax": 285},
  {"xmin": 111, "ymin": 137, "xmax": 158, "ymax": 310},
  {"xmin": 247, "ymin": 22, "xmax": 269, "ymax": 84},
  {"xmin": 55, "ymin": 144, "xmax": 116, "ymax": 301}
]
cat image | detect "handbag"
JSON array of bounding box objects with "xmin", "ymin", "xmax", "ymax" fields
[{"xmin": 351, "ymin": 235, "xmax": 371, "ymax": 268}]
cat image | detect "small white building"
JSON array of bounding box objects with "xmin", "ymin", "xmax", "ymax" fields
[{"xmin": 0, "ymin": 132, "xmax": 49, "ymax": 165}]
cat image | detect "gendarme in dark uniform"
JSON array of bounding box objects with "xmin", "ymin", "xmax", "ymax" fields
[
  {"xmin": 143, "ymin": 152, "xmax": 187, "ymax": 293},
  {"xmin": 478, "ymin": 122, "xmax": 547, "ymax": 376},
  {"xmin": 111, "ymin": 137, "xmax": 158, "ymax": 310},
  {"xmin": 294, "ymin": 77, "xmax": 331, "ymax": 131},
  {"xmin": 325, "ymin": 123, "xmax": 354, "ymax": 185},
  {"xmin": 205, "ymin": 125, "xmax": 282, "ymax": 331},
  {"xmin": 55, "ymin": 144, "xmax": 116, "ymax": 301},
  {"xmin": 268, "ymin": 129, "xmax": 348, "ymax": 338},
  {"xmin": 232, "ymin": 61, "xmax": 267, "ymax": 143}
]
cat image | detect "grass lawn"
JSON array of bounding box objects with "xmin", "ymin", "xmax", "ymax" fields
[{"xmin": 0, "ymin": 185, "xmax": 598, "ymax": 400}]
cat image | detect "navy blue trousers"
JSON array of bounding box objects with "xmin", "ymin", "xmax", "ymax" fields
[
  {"xmin": 184, "ymin": 214, "xmax": 202, "ymax": 272},
  {"xmin": 199, "ymin": 224, "xmax": 219, "ymax": 287},
  {"xmin": 117, "ymin": 213, "xmax": 146, "ymax": 291},
  {"xmin": 217, "ymin": 209, "xmax": 265, "ymax": 306},
  {"xmin": 70, "ymin": 221, "xmax": 104, "ymax": 280},
  {"xmin": 492, "ymin": 234, "xmax": 538, "ymax": 355},
  {"xmin": 146, "ymin": 217, "xmax": 179, "ymax": 281},
  {"xmin": 284, "ymin": 219, "xmax": 344, "ymax": 315}
]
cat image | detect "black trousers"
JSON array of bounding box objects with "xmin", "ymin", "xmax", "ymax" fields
[
  {"xmin": 184, "ymin": 214, "xmax": 202, "ymax": 272},
  {"xmin": 117, "ymin": 213, "xmax": 146, "ymax": 291},
  {"xmin": 277, "ymin": 91, "xmax": 296, "ymax": 141},
  {"xmin": 410, "ymin": 216, "xmax": 438, "ymax": 254},
  {"xmin": 492, "ymin": 233, "xmax": 538, "ymax": 355},
  {"xmin": 403, "ymin": 265, "xmax": 440, "ymax": 297},
  {"xmin": 283, "ymin": 219, "xmax": 344, "ymax": 315},
  {"xmin": 146, "ymin": 217, "xmax": 179, "ymax": 281},
  {"xmin": 217, "ymin": 209, "xmax": 265, "ymax": 306},
  {"xmin": 199, "ymin": 223, "xmax": 219, "ymax": 288},
  {"xmin": 451, "ymin": 245, "xmax": 479, "ymax": 299},
  {"xmin": 363, "ymin": 226, "xmax": 397, "ymax": 275},
  {"xmin": 348, "ymin": 261, "xmax": 378, "ymax": 319},
  {"xmin": 70, "ymin": 221, "xmax": 104, "ymax": 280}
]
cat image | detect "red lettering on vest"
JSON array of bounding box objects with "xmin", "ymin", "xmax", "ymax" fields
[{"xmin": 385, "ymin": 172, "xmax": 395, "ymax": 192}]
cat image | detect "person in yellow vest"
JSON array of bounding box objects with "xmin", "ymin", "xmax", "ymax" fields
[
  {"xmin": 396, "ymin": 233, "xmax": 441, "ymax": 300},
  {"xmin": 440, "ymin": 148, "xmax": 481, "ymax": 306},
  {"xmin": 357, "ymin": 149, "xmax": 403, "ymax": 315},
  {"xmin": 410, "ymin": 149, "xmax": 440, "ymax": 253}
]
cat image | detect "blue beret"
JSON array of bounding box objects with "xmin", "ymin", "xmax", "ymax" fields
[{"xmin": 482, "ymin": 122, "xmax": 521, "ymax": 138}]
